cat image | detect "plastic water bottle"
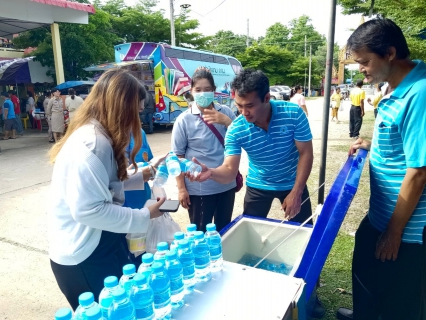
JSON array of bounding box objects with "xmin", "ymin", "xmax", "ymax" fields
[
  {"xmin": 120, "ymin": 264, "xmax": 137, "ymax": 295},
  {"xmin": 85, "ymin": 306, "xmax": 104, "ymax": 320},
  {"xmin": 193, "ymin": 231, "xmax": 212, "ymax": 282},
  {"xmin": 74, "ymin": 292, "xmax": 100, "ymax": 320},
  {"xmin": 153, "ymin": 161, "xmax": 168, "ymax": 187},
  {"xmin": 179, "ymin": 158, "xmax": 202, "ymax": 177},
  {"xmin": 154, "ymin": 242, "xmax": 169, "ymax": 263},
  {"xmin": 185, "ymin": 224, "xmax": 197, "ymax": 249},
  {"xmin": 99, "ymin": 276, "xmax": 120, "ymax": 318},
  {"xmin": 205, "ymin": 223, "xmax": 223, "ymax": 272},
  {"xmin": 109, "ymin": 287, "xmax": 136, "ymax": 320},
  {"xmin": 137, "ymin": 253, "xmax": 154, "ymax": 280},
  {"xmin": 165, "ymin": 151, "xmax": 181, "ymax": 178},
  {"xmin": 170, "ymin": 231, "xmax": 185, "ymax": 251},
  {"xmin": 165, "ymin": 250, "xmax": 185, "ymax": 310},
  {"xmin": 149, "ymin": 262, "xmax": 172, "ymax": 320},
  {"xmin": 54, "ymin": 308, "xmax": 73, "ymax": 320},
  {"xmin": 177, "ymin": 239, "xmax": 196, "ymax": 294},
  {"xmin": 130, "ymin": 274, "xmax": 155, "ymax": 320}
]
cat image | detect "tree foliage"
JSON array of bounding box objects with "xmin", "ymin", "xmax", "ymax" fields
[
  {"xmin": 338, "ymin": 0, "xmax": 426, "ymax": 60},
  {"xmin": 207, "ymin": 30, "xmax": 251, "ymax": 57}
]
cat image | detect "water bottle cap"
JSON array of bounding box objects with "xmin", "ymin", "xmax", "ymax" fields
[
  {"xmin": 54, "ymin": 308, "xmax": 72, "ymax": 320},
  {"xmin": 174, "ymin": 232, "xmax": 185, "ymax": 240},
  {"xmin": 206, "ymin": 223, "xmax": 217, "ymax": 232},
  {"xmin": 122, "ymin": 264, "xmax": 136, "ymax": 275},
  {"xmin": 178, "ymin": 239, "xmax": 189, "ymax": 248},
  {"xmin": 104, "ymin": 276, "xmax": 118, "ymax": 288},
  {"xmin": 187, "ymin": 224, "xmax": 196, "ymax": 232},
  {"xmin": 157, "ymin": 242, "xmax": 168, "ymax": 251},
  {"xmin": 142, "ymin": 252, "xmax": 154, "ymax": 264},
  {"xmin": 194, "ymin": 231, "xmax": 204, "ymax": 239},
  {"xmin": 78, "ymin": 292, "xmax": 94, "ymax": 307},
  {"xmin": 85, "ymin": 306, "xmax": 102, "ymax": 320},
  {"xmin": 151, "ymin": 261, "xmax": 164, "ymax": 272},
  {"xmin": 133, "ymin": 273, "xmax": 147, "ymax": 286},
  {"xmin": 112, "ymin": 287, "xmax": 127, "ymax": 301},
  {"xmin": 165, "ymin": 250, "xmax": 178, "ymax": 260}
]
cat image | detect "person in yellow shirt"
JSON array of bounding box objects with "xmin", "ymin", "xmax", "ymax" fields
[
  {"xmin": 331, "ymin": 87, "xmax": 342, "ymax": 123},
  {"xmin": 367, "ymin": 82, "xmax": 384, "ymax": 118},
  {"xmin": 349, "ymin": 80, "xmax": 365, "ymax": 139}
]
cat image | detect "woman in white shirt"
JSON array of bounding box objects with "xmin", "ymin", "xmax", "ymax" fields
[
  {"xmin": 48, "ymin": 68, "xmax": 166, "ymax": 310},
  {"xmin": 26, "ymin": 91, "xmax": 35, "ymax": 128},
  {"xmin": 290, "ymin": 85, "xmax": 308, "ymax": 116},
  {"xmin": 65, "ymin": 88, "xmax": 84, "ymax": 122}
]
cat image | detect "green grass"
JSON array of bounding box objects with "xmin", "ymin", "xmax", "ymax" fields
[{"xmin": 313, "ymin": 234, "xmax": 355, "ymax": 320}]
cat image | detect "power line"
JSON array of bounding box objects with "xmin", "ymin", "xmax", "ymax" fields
[{"xmin": 204, "ymin": 0, "xmax": 227, "ymax": 15}]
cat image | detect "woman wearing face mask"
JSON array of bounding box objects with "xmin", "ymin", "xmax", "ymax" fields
[{"xmin": 171, "ymin": 68, "xmax": 237, "ymax": 232}]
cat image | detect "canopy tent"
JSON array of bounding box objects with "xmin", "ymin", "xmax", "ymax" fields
[
  {"xmin": 53, "ymin": 80, "xmax": 95, "ymax": 90},
  {"xmin": 0, "ymin": 56, "xmax": 53, "ymax": 85}
]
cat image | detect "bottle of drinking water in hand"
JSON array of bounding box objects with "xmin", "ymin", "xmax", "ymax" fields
[
  {"xmin": 179, "ymin": 158, "xmax": 202, "ymax": 177},
  {"xmin": 153, "ymin": 161, "xmax": 169, "ymax": 187},
  {"xmin": 165, "ymin": 151, "xmax": 181, "ymax": 178}
]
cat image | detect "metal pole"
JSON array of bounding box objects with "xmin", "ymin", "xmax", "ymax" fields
[
  {"xmin": 304, "ymin": 35, "xmax": 307, "ymax": 57},
  {"xmin": 246, "ymin": 19, "xmax": 249, "ymax": 47},
  {"xmin": 308, "ymin": 45, "xmax": 312, "ymax": 97},
  {"xmin": 318, "ymin": 0, "xmax": 337, "ymax": 204},
  {"xmin": 170, "ymin": 0, "xmax": 176, "ymax": 46}
]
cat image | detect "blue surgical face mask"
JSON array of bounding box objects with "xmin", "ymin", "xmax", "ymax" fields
[{"xmin": 193, "ymin": 92, "xmax": 214, "ymax": 108}]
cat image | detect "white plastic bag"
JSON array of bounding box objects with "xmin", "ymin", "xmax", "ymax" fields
[
  {"xmin": 145, "ymin": 185, "xmax": 181, "ymax": 254},
  {"xmin": 145, "ymin": 212, "xmax": 181, "ymax": 254},
  {"xmin": 339, "ymin": 103, "xmax": 344, "ymax": 112}
]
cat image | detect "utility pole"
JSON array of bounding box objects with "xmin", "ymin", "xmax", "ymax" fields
[
  {"xmin": 308, "ymin": 45, "xmax": 312, "ymax": 97},
  {"xmin": 170, "ymin": 0, "xmax": 176, "ymax": 46},
  {"xmin": 246, "ymin": 19, "xmax": 250, "ymax": 47},
  {"xmin": 318, "ymin": 0, "xmax": 337, "ymax": 205},
  {"xmin": 304, "ymin": 35, "xmax": 307, "ymax": 57}
]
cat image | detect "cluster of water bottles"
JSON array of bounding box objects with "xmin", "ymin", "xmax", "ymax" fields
[
  {"xmin": 54, "ymin": 223, "xmax": 223, "ymax": 320},
  {"xmin": 153, "ymin": 152, "xmax": 202, "ymax": 187}
]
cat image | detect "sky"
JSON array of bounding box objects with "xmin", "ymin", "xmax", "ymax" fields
[{"xmin": 124, "ymin": 0, "xmax": 363, "ymax": 47}]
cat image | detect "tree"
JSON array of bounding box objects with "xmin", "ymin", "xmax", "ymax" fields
[
  {"xmin": 13, "ymin": 9, "xmax": 119, "ymax": 81},
  {"xmin": 313, "ymin": 43, "xmax": 340, "ymax": 78},
  {"xmin": 207, "ymin": 30, "xmax": 249, "ymax": 57},
  {"xmin": 236, "ymin": 43, "xmax": 295, "ymax": 85},
  {"xmin": 287, "ymin": 15, "xmax": 326, "ymax": 57},
  {"xmin": 338, "ymin": 0, "xmax": 426, "ymax": 60},
  {"xmin": 262, "ymin": 23, "xmax": 290, "ymax": 47}
]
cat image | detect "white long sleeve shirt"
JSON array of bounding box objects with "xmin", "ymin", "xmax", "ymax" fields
[{"xmin": 49, "ymin": 120, "xmax": 150, "ymax": 265}]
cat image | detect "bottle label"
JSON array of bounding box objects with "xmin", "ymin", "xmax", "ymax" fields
[
  {"xmin": 135, "ymin": 303, "xmax": 155, "ymax": 319},
  {"xmin": 153, "ymin": 287, "xmax": 171, "ymax": 308},
  {"xmin": 169, "ymin": 276, "xmax": 184, "ymax": 295},
  {"xmin": 182, "ymin": 263, "xmax": 195, "ymax": 277}
]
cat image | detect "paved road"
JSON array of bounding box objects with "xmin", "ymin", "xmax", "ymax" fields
[{"xmin": 0, "ymin": 97, "xmax": 374, "ymax": 318}]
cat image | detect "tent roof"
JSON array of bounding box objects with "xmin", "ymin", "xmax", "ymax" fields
[{"xmin": 0, "ymin": 0, "xmax": 94, "ymax": 39}]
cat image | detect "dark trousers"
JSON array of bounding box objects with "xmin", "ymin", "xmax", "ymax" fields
[
  {"xmin": 352, "ymin": 216, "xmax": 426, "ymax": 320},
  {"xmin": 144, "ymin": 112, "xmax": 154, "ymax": 133},
  {"xmin": 374, "ymin": 108, "xmax": 378, "ymax": 118},
  {"xmin": 50, "ymin": 231, "xmax": 131, "ymax": 310},
  {"xmin": 243, "ymin": 185, "xmax": 312, "ymax": 224},
  {"xmin": 188, "ymin": 188, "xmax": 235, "ymax": 233},
  {"xmin": 349, "ymin": 105, "xmax": 363, "ymax": 137}
]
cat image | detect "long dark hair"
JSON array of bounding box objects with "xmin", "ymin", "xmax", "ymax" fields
[{"xmin": 68, "ymin": 88, "xmax": 76, "ymax": 100}]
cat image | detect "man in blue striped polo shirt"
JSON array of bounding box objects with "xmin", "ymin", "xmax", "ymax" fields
[
  {"xmin": 198, "ymin": 69, "xmax": 313, "ymax": 223},
  {"xmin": 337, "ymin": 19, "xmax": 426, "ymax": 320}
]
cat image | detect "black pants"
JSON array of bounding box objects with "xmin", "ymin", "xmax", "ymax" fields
[
  {"xmin": 50, "ymin": 231, "xmax": 131, "ymax": 310},
  {"xmin": 352, "ymin": 216, "xmax": 426, "ymax": 320},
  {"xmin": 349, "ymin": 105, "xmax": 363, "ymax": 137},
  {"xmin": 188, "ymin": 188, "xmax": 235, "ymax": 233},
  {"xmin": 243, "ymin": 185, "xmax": 312, "ymax": 224},
  {"xmin": 374, "ymin": 108, "xmax": 378, "ymax": 118}
]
